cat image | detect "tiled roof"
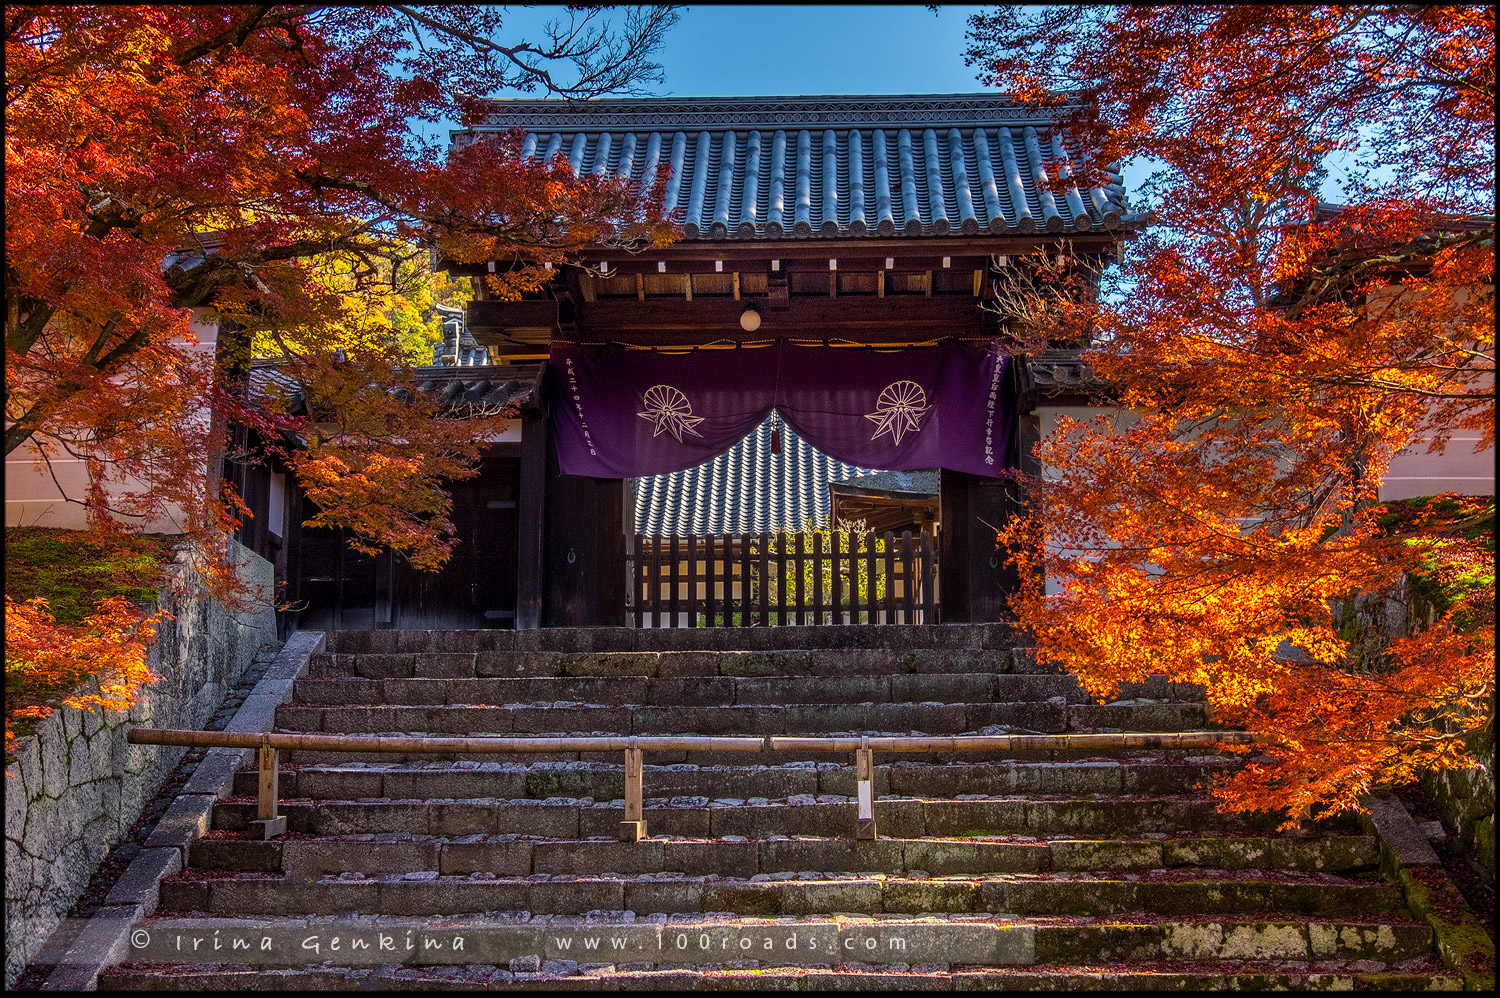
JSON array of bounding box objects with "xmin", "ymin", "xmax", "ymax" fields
[
  {"xmin": 1026, "ymin": 349, "xmax": 1104, "ymax": 394},
  {"xmin": 247, "ymin": 363, "xmax": 540, "ymax": 418},
  {"xmin": 831, "ymin": 468, "xmax": 939, "ymax": 496},
  {"xmin": 634, "ymin": 415, "xmax": 883, "ymax": 536},
  {"xmin": 431, "ymin": 304, "xmax": 490, "ymax": 367},
  {"xmin": 462, "ymin": 94, "xmax": 1126, "ymax": 240}
]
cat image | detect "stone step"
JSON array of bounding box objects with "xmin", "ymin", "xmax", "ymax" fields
[
  {"xmin": 189, "ymin": 833, "xmax": 1382, "ymax": 878},
  {"xmin": 232, "ymin": 759, "xmax": 1239, "ymax": 802},
  {"xmin": 324, "ymin": 623, "xmax": 1020, "ymax": 655},
  {"xmin": 292, "ymin": 673, "xmax": 1204, "ymax": 707},
  {"xmin": 210, "ymin": 796, "xmax": 1358, "ymax": 839},
  {"xmin": 98, "ymin": 963, "xmax": 1465, "ymax": 991},
  {"xmin": 156, "ymin": 871, "xmax": 1406, "ymax": 920},
  {"xmin": 271, "ymin": 702, "xmax": 1211, "ymax": 736},
  {"xmin": 98, "ymin": 916, "xmax": 1448, "ymax": 989},
  {"xmin": 309, "ymin": 648, "xmax": 1043, "ymax": 680}
]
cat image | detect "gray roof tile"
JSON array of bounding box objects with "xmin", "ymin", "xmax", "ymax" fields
[
  {"xmin": 247, "ymin": 363, "xmax": 540, "ymax": 419},
  {"xmin": 462, "ymin": 94, "xmax": 1126, "ymax": 240},
  {"xmin": 634, "ymin": 416, "xmax": 883, "ymax": 536},
  {"xmin": 832, "ymin": 468, "xmax": 939, "ymax": 495}
]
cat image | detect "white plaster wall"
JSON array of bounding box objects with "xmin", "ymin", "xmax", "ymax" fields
[
  {"xmin": 5, "ymin": 311, "xmax": 221, "ymax": 532},
  {"xmin": 1035, "ymin": 405, "xmax": 1140, "ymax": 595},
  {"xmin": 1379, "ymin": 431, "xmax": 1494, "ymax": 500}
]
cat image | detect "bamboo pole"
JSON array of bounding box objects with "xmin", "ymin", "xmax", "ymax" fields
[
  {"xmin": 130, "ymin": 727, "xmax": 1267, "ymax": 846},
  {"xmin": 130, "ymin": 729, "xmax": 1263, "ymax": 756},
  {"xmin": 127, "ymin": 730, "xmax": 767, "ymax": 753},
  {"xmin": 771, "ymin": 732, "xmax": 1266, "ymax": 753}
]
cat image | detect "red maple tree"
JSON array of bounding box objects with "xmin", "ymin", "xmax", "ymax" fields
[
  {"xmin": 5, "ymin": 5, "xmax": 681, "ymax": 745},
  {"xmin": 967, "ymin": 5, "xmax": 1494, "ymax": 821}
]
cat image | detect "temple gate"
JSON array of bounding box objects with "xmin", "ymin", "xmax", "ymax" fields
[{"xmin": 444, "ymin": 94, "xmax": 1129, "ymax": 628}]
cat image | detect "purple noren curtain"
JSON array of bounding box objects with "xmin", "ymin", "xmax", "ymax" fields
[{"xmin": 549, "ymin": 340, "xmax": 1016, "ymax": 478}]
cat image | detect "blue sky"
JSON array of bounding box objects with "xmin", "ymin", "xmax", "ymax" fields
[
  {"xmin": 625, "ymin": 4, "xmax": 990, "ymax": 96},
  {"xmin": 492, "ymin": 5, "xmax": 991, "ymax": 99},
  {"xmin": 443, "ymin": 6, "xmax": 1361, "ymax": 207}
]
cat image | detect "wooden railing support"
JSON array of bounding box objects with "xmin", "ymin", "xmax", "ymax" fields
[
  {"xmin": 855, "ymin": 736, "xmax": 877, "ymax": 840},
  {"xmin": 127, "ymin": 728, "xmax": 1267, "ymax": 848},
  {"xmin": 620, "ymin": 738, "xmax": 646, "ymax": 842},
  {"xmin": 249, "ymin": 739, "xmax": 286, "ymax": 840}
]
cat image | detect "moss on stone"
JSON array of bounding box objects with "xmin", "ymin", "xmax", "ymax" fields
[
  {"xmin": 5, "ymin": 527, "xmax": 176, "ymax": 625},
  {"xmin": 1397, "ymin": 864, "xmax": 1495, "ymax": 991}
]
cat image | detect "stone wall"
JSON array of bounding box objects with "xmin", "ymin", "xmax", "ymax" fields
[
  {"xmin": 4, "ymin": 540, "xmax": 277, "ymax": 988},
  {"xmin": 1339, "ymin": 575, "xmax": 1495, "ymax": 880},
  {"xmin": 1421, "ymin": 721, "xmax": 1495, "ymax": 880}
]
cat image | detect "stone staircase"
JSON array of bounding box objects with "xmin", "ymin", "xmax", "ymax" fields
[{"xmin": 102, "ymin": 625, "xmax": 1461, "ymax": 989}]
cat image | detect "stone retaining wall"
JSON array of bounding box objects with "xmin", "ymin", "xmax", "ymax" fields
[
  {"xmin": 4, "ymin": 540, "xmax": 277, "ymax": 988},
  {"xmin": 1338, "ymin": 574, "xmax": 1494, "ymax": 879},
  {"xmin": 1420, "ymin": 722, "xmax": 1495, "ymax": 880}
]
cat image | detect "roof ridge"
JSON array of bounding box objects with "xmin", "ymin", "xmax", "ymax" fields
[{"xmin": 469, "ymin": 93, "xmax": 1079, "ymax": 134}]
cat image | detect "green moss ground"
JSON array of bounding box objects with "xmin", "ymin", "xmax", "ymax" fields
[
  {"xmin": 5, "ymin": 527, "xmax": 178, "ymax": 745},
  {"xmin": 1375, "ymin": 495, "xmax": 1495, "ymax": 631},
  {"xmin": 4, "ymin": 527, "xmax": 177, "ymax": 625}
]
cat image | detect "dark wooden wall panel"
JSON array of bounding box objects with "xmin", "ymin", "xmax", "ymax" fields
[
  {"xmin": 516, "ymin": 415, "xmax": 548, "ymax": 629},
  {"xmin": 939, "ymin": 470, "xmax": 1020, "ymax": 623},
  {"xmin": 542, "ymin": 439, "xmax": 625, "ymax": 627},
  {"xmin": 293, "ymin": 457, "xmax": 521, "ymax": 630}
]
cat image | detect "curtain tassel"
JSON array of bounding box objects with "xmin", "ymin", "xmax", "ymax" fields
[{"xmin": 770, "ymin": 416, "xmax": 782, "ymax": 455}]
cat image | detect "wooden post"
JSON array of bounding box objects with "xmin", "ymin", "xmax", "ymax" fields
[
  {"xmin": 516, "ymin": 414, "xmax": 547, "ymax": 630},
  {"xmin": 620, "ymin": 740, "xmax": 647, "ymax": 842},
  {"xmin": 758, "ymin": 531, "xmax": 770, "ymax": 626},
  {"xmin": 883, "ymin": 532, "xmax": 897, "ymax": 625},
  {"xmin": 686, "ymin": 534, "xmax": 698, "ymax": 628},
  {"xmin": 831, "ymin": 532, "xmax": 843, "ymax": 625},
  {"xmin": 900, "ymin": 530, "xmax": 915, "ymax": 625},
  {"xmin": 864, "ymin": 533, "xmax": 878, "ymax": 624},
  {"xmin": 938, "ymin": 468, "xmax": 970, "ymax": 622},
  {"xmin": 650, "ymin": 535, "xmax": 662, "ymax": 628},
  {"xmin": 919, "ymin": 529, "xmax": 937, "ymax": 624},
  {"xmin": 855, "ymin": 739, "xmax": 877, "ymax": 840},
  {"xmin": 632, "ymin": 533, "xmax": 644, "ymax": 628},
  {"xmin": 669, "ymin": 534, "xmax": 680, "ymax": 629},
  {"xmin": 249, "ymin": 740, "xmax": 286, "ymax": 840}
]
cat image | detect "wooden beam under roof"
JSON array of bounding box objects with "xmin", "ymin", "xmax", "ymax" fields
[
  {"xmin": 438, "ymin": 234, "xmax": 1123, "ymax": 277},
  {"xmin": 467, "ymin": 294, "xmax": 1001, "ymax": 347}
]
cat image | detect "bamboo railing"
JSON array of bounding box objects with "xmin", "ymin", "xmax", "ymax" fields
[{"xmin": 128, "ymin": 729, "xmax": 1266, "ymax": 842}]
